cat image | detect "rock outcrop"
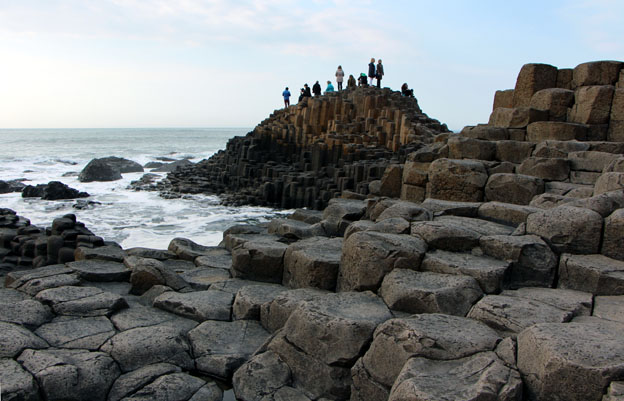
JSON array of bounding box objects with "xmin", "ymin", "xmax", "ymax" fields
[{"xmin": 2, "ymin": 60, "xmax": 624, "ymax": 401}]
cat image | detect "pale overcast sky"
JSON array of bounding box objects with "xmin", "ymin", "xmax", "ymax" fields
[{"xmin": 0, "ymin": 0, "xmax": 622, "ymax": 131}]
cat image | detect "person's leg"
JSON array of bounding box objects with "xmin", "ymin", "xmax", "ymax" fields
[{"xmin": 377, "ymin": 78, "xmax": 381, "ymax": 88}]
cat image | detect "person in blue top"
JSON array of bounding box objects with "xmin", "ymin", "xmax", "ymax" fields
[
  {"xmin": 282, "ymin": 87, "xmax": 291, "ymax": 107},
  {"xmin": 325, "ymin": 81, "xmax": 335, "ymax": 93}
]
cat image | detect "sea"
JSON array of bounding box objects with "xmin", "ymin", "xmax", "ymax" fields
[{"xmin": 0, "ymin": 128, "xmax": 288, "ymax": 250}]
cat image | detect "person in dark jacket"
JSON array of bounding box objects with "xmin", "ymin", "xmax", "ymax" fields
[
  {"xmin": 347, "ymin": 74, "xmax": 356, "ymax": 90},
  {"xmin": 401, "ymin": 83, "xmax": 414, "ymax": 97},
  {"xmin": 312, "ymin": 81, "xmax": 322, "ymax": 97},
  {"xmin": 358, "ymin": 73, "xmax": 368, "ymax": 87},
  {"xmin": 368, "ymin": 58, "xmax": 376, "ymax": 86},
  {"xmin": 304, "ymin": 84, "xmax": 312, "ymax": 97},
  {"xmin": 298, "ymin": 88, "xmax": 305, "ymax": 102},
  {"xmin": 376, "ymin": 59, "xmax": 384, "ymax": 88}
]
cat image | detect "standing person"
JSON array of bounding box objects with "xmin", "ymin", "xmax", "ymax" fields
[
  {"xmin": 312, "ymin": 81, "xmax": 322, "ymax": 97},
  {"xmin": 347, "ymin": 74, "xmax": 356, "ymax": 90},
  {"xmin": 335, "ymin": 66, "xmax": 345, "ymax": 91},
  {"xmin": 304, "ymin": 84, "xmax": 312, "ymax": 97},
  {"xmin": 325, "ymin": 81, "xmax": 335, "ymax": 93},
  {"xmin": 376, "ymin": 59, "xmax": 384, "ymax": 88},
  {"xmin": 282, "ymin": 87, "xmax": 291, "ymax": 107},
  {"xmin": 368, "ymin": 58, "xmax": 376, "ymax": 86}
]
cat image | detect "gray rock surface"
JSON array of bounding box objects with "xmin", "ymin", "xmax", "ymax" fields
[
  {"xmin": 35, "ymin": 285, "xmax": 128, "ymax": 316},
  {"xmin": 110, "ymin": 305, "xmax": 198, "ymax": 332},
  {"xmin": 107, "ymin": 363, "xmax": 182, "ymax": 401},
  {"xmin": 518, "ymin": 321, "xmax": 624, "ymax": 401},
  {"xmin": 74, "ymin": 245, "xmax": 126, "ymax": 263},
  {"xmin": 179, "ymin": 267, "xmax": 230, "ymax": 290},
  {"xmin": 101, "ymin": 325, "xmax": 193, "ymax": 372},
  {"xmin": 233, "ymin": 284, "xmax": 288, "ymax": 320},
  {"xmin": 260, "ymin": 288, "xmax": 327, "ymax": 333},
  {"xmin": 0, "ymin": 321, "xmax": 48, "ymax": 358},
  {"xmin": 128, "ymin": 257, "xmax": 190, "ymax": 295},
  {"xmin": 189, "ymin": 319, "xmax": 270, "ymax": 379},
  {"xmin": 0, "ymin": 358, "xmax": 40, "ymax": 401},
  {"xmin": 558, "ymin": 253, "xmax": 624, "ymax": 295},
  {"xmin": 411, "ymin": 218, "xmax": 481, "ymax": 251},
  {"xmin": 0, "ymin": 298, "xmax": 54, "ymax": 329},
  {"xmin": 232, "ymin": 351, "xmax": 292, "ymax": 401},
  {"xmin": 67, "ymin": 260, "xmax": 131, "ymax": 282},
  {"xmin": 282, "ymin": 291, "xmax": 392, "ymax": 365},
  {"xmin": 168, "ymin": 237, "xmax": 221, "ymax": 261},
  {"xmin": 389, "ymin": 352, "xmax": 522, "ymax": 401},
  {"xmin": 267, "ymin": 218, "xmax": 326, "ymax": 240},
  {"xmin": 231, "ymin": 235, "xmax": 289, "ymax": 283},
  {"xmin": 421, "ymin": 250, "xmax": 510, "ymax": 293},
  {"xmin": 120, "ymin": 372, "xmax": 222, "ymax": 401},
  {"xmin": 593, "ymin": 296, "xmax": 624, "ymax": 323},
  {"xmin": 282, "ymin": 237, "xmax": 342, "ymax": 291},
  {"xmin": 153, "ymin": 289, "xmax": 233, "ymax": 321},
  {"xmin": 338, "ymin": 231, "xmax": 427, "ymax": 292},
  {"xmin": 18, "ymin": 348, "xmax": 120, "ymax": 401},
  {"xmin": 379, "ymin": 269, "xmax": 482, "ymax": 316},
  {"xmin": 35, "ymin": 316, "xmax": 116, "ymax": 350},
  {"xmin": 5, "ymin": 264, "xmax": 80, "ymax": 296}
]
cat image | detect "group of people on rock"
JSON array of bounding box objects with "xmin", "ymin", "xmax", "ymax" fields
[{"xmin": 282, "ymin": 58, "xmax": 414, "ymax": 107}]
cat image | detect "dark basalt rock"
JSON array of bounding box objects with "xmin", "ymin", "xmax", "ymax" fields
[{"xmin": 79, "ymin": 156, "xmax": 143, "ymax": 182}]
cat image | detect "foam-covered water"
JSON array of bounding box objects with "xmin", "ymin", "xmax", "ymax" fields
[{"xmin": 0, "ymin": 128, "xmax": 287, "ymax": 249}]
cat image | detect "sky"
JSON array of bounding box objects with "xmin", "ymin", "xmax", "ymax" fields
[{"xmin": 0, "ymin": 0, "xmax": 622, "ymax": 131}]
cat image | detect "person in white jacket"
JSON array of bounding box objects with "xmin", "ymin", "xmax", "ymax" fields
[{"xmin": 335, "ymin": 66, "xmax": 345, "ymax": 91}]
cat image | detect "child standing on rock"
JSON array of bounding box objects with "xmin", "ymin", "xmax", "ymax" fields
[{"xmin": 335, "ymin": 66, "xmax": 345, "ymax": 91}]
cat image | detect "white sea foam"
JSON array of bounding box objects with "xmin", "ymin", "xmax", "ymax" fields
[{"xmin": 0, "ymin": 128, "xmax": 288, "ymax": 249}]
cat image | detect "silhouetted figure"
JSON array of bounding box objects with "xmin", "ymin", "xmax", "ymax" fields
[
  {"xmin": 298, "ymin": 88, "xmax": 305, "ymax": 102},
  {"xmin": 335, "ymin": 66, "xmax": 345, "ymax": 91},
  {"xmin": 282, "ymin": 87, "xmax": 291, "ymax": 107},
  {"xmin": 376, "ymin": 59, "xmax": 384, "ymax": 88},
  {"xmin": 368, "ymin": 58, "xmax": 376, "ymax": 86},
  {"xmin": 312, "ymin": 81, "xmax": 321, "ymax": 97},
  {"xmin": 358, "ymin": 73, "xmax": 368, "ymax": 87},
  {"xmin": 401, "ymin": 83, "xmax": 414, "ymax": 97},
  {"xmin": 304, "ymin": 84, "xmax": 312, "ymax": 97},
  {"xmin": 347, "ymin": 74, "xmax": 356, "ymax": 90}
]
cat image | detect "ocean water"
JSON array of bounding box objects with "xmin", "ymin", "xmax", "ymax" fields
[{"xmin": 0, "ymin": 128, "xmax": 287, "ymax": 250}]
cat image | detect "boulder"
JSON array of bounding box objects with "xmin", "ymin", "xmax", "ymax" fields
[
  {"xmin": 0, "ymin": 297, "xmax": 54, "ymax": 330},
  {"xmin": 233, "ymin": 284, "xmax": 288, "ymax": 320},
  {"xmin": 557, "ymin": 68, "xmax": 573, "ymax": 89},
  {"xmin": 448, "ymin": 136, "xmax": 496, "ymax": 160},
  {"xmin": 0, "ymin": 321, "xmax": 48, "ymax": 358},
  {"xmin": 558, "ymin": 254, "xmax": 624, "ymax": 295},
  {"xmin": 167, "ymin": 237, "xmax": 218, "ymax": 261},
  {"xmin": 568, "ymin": 85, "xmax": 615, "ymax": 124},
  {"xmin": 338, "ymin": 231, "xmax": 427, "ymax": 292},
  {"xmin": 427, "ymin": 158, "xmax": 488, "ymax": 202},
  {"xmin": 5, "ymin": 264, "xmax": 80, "ymax": 296},
  {"xmin": 267, "ymin": 218, "xmax": 326, "ymax": 240},
  {"xmin": 389, "ymin": 352, "xmax": 522, "ymax": 401},
  {"xmin": 101, "ymin": 325, "xmax": 193, "ymax": 372},
  {"xmin": 489, "ymin": 107, "xmax": 549, "ymax": 128},
  {"xmin": 485, "ymin": 173, "xmax": 544, "ymax": 205},
  {"xmin": 468, "ymin": 294, "xmax": 574, "ymax": 336},
  {"xmin": 151, "ymin": 159, "xmax": 194, "ymax": 172},
  {"xmin": 67, "ymin": 260, "xmax": 130, "ymax": 282},
  {"xmin": 153, "ymin": 289, "xmax": 234, "ymax": 321},
  {"xmin": 360, "ymin": 314, "xmax": 501, "ymax": 391},
  {"xmin": 526, "ymin": 205, "xmax": 603, "ymax": 254},
  {"xmin": 493, "ymin": 90, "xmax": 514, "ymax": 110},
  {"xmin": 343, "ymin": 220, "xmax": 375, "ymax": 239},
  {"xmin": 593, "ymin": 296, "xmax": 624, "ymax": 323},
  {"xmin": 518, "ymin": 157, "xmax": 570, "ymax": 181},
  {"xmin": 22, "ymin": 181, "xmax": 90, "ymax": 200},
  {"xmin": 378, "ymin": 164, "xmax": 403, "ymax": 197},
  {"xmin": 35, "ymin": 285, "xmax": 128, "ymax": 317},
  {"xmin": 477, "ymin": 201, "xmax": 540, "ymax": 227},
  {"xmin": 421, "ymin": 198, "xmax": 482, "ymax": 217},
  {"xmin": 283, "ymin": 291, "xmax": 392, "ymax": 366},
  {"xmin": 480, "ymin": 234, "xmax": 557, "ymax": 288},
  {"xmin": 530, "ymin": 87, "xmax": 575, "ymax": 121},
  {"xmin": 572, "ymin": 60, "xmax": 623, "ymax": 87},
  {"xmin": 232, "ymin": 351, "xmax": 293, "ymax": 401},
  {"xmin": 321, "ymin": 198, "xmax": 367, "ymax": 236},
  {"xmin": 260, "ymin": 288, "xmax": 327, "ymax": 333},
  {"xmin": 113, "ymin": 372, "xmax": 221, "ymax": 401},
  {"xmin": 410, "ymin": 219, "xmax": 481, "ymax": 251},
  {"xmin": 402, "ymin": 160, "xmax": 429, "ymax": 186},
  {"xmin": 368, "ymin": 217, "xmax": 411, "ymax": 235},
  {"xmin": 78, "ymin": 158, "xmax": 123, "ymax": 182},
  {"xmin": 18, "ymin": 348, "xmax": 120, "ymax": 401},
  {"xmin": 107, "ymin": 363, "xmax": 180, "ymax": 401},
  {"xmin": 283, "ymin": 237, "xmax": 342, "ymax": 291},
  {"xmin": 0, "ymin": 358, "xmax": 40, "ymax": 401},
  {"xmin": 569, "ymin": 151, "xmax": 620, "ymax": 173},
  {"xmin": 567, "ymin": 191, "xmax": 624, "ymax": 217},
  {"xmin": 189, "ymin": 319, "xmax": 270, "ymax": 379},
  {"xmin": 379, "ymin": 269, "xmax": 482, "ymax": 316},
  {"xmin": 34, "ymin": 316, "xmax": 116, "ymax": 350},
  {"xmin": 231, "ymin": 235, "xmax": 288, "ymax": 283},
  {"xmin": 513, "ymin": 63, "xmax": 558, "ymax": 107},
  {"xmin": 527, "ymin": 121, "xmax": 588, "ymax": 141},
  {"xmin": 518, "ymin": 321, "xmax": 624, "ymax": 401},
  {"xmin": 495, "ymin": 140, "xmax": 535, "ymax": 163},
  {"xmin": 375, "ymin": 201, "xmax": 432, "ymax": 222},
  {"xmin": 128, "ymin": 257, "xmax": 190, "ymax": 295},
  {"xmin": 603, "ymin": 209, "xmax": 624, "ymax": 261},
  {"xmin": 74, "ymin": 245, "xmax": 126, "ymax": 262},
  {"xmin": 421, "ymin": 250, "xmax": 510, "ymax": 294},
  {"xmin": 595, "ymin": 172, "xmax": 624, "ymax": 195},
  {"xmin": 266, "ymin": 333, "xmax": 351, "ymax": 400}
]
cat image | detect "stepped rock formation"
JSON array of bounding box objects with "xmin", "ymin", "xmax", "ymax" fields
[
  {"xmin": 2, "ymin": 60, "xmax": 624, "ymax": 401},
  {"xmin": 154, "ymin": 87, "xmax": 449, "ymax": 209}
]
